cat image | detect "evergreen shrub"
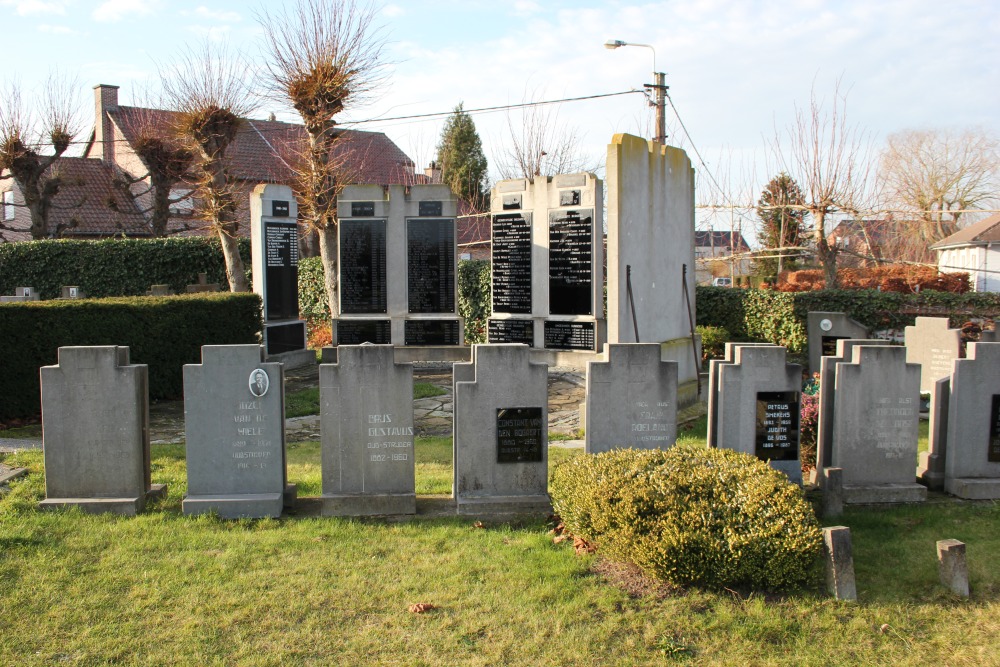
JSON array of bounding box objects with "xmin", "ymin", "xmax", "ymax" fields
[
  {"xmin": 458, "ymin": 259, "xmax": 490, "ymax": 344},
  {"xmin": 695, "ymin": 325, "xmax": 729, "ymax": 361}
]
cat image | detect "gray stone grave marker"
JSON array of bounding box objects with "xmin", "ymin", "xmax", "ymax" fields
[
  {"xmin": 453, "ymin": 344, "xmax": 549, "ymax": 514},
  {"xmin": 60, "ymin": 286, "xmax": 85, "ymax": 299},
  {"xmin": 707, "ymin": 342, "xmax": 775, "ymax": 448},
  {"xmin": 715, "ymin": 345, "xmax": 803, "ymax": 483},
  {"xmin": 183, "ymin": 344, "xmax": 292, "ymax": 518},
  {"xmin": 831, "ymin": 345, "xmax": 925, "ymax": 503},
  {"xmin": 943, "ymin": 342, "xmax": 1000, "ymax": 499},
  {"xmin": 918, "ymin": 376, "xmax": 949, "ymax": 490},
  {"xmin": 320, "ymin": 344, "xmax": 415, "ymax": 516},
  {"xmin": 585, "ymin": 343, "xmax": 678, "ymax": 454},
  {"xmin": 905, "ymin": 316, "xmax": 963, "ymax": 393},
  {"xmin": 39, "ymin": 346, "xmax": 165, "ymax": 515},
  {"xmin": 807, "ymin": 312, "xmax": 868, "ymax": 375}
]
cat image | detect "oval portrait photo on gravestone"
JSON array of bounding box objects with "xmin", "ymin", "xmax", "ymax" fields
[{"xmin": 249, "ymin": 369, "xmax": 270, "ymax": 398}]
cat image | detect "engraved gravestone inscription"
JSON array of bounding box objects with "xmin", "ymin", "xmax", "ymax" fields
[
  {"xmin": 496, "ymin": 407, "xmax": 544, "ymax": 463},
  {"xmin": 755, "ymin": 391, "xmax": 800, "ymax": 462},
  {"xmin": 407, "ymin": 219, "xmax": 455, "ymax": 313},
  {"xmin": 548, "ymin": 209, "xmax": 593, "ymax": 316},
  {"xmin": 491, "ymin": 213, "xmax": 533, "ymax": 314},
  {"xmin": 341, "ymin": 219, "xmax": 387, "ymax": 314}
]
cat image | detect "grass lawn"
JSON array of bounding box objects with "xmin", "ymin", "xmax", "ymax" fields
[
  {"xmin": 284, "ymin": 383, "xmax": 447, "ymax": 419},
  {"xmin": 3, "ymin": 419, "xmax": 998, "ymax": 666}
]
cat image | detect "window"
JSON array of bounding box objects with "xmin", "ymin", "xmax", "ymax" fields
[{"xmin": 2, "ymin": 190, "xmax": 13, "ymax": 221}]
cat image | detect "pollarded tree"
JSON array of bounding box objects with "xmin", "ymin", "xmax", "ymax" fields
[
  {"xmin": 755, "ymin": 172, "xmax": 806, "ymax": 277},
  {"xmin": 437, "ymin": 103, "xmax": 489, "ymax": 212},
  {"xmin": 493, "ymin": 96, "xmax": 598, "ymax": 181}
]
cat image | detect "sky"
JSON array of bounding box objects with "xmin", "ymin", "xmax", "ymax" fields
[{"xmin": 2, "ymin": 0, "xmax": 999, "ymax": 236}]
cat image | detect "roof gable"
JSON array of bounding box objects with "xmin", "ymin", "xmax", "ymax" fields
[{"xmin": 930, "ymin": 213, "xmax": 1000, "ymax": 249}]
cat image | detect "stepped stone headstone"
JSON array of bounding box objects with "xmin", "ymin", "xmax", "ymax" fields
[
  {"xmin": 830, "ymin": 345, "xmax": 925, "ymax": 503},
  {"xmin": 917, "ymin": 377, "xmax": 950, "ymax": 490},
  {"xmin": 585, "ymin": 343, "xmax": 678, "ymax": 454},
  {"xmin": 943, "ymin": 342, "xmax": 1000, "ymax": 499},
  {"xmin": 715, "ymin": 345, "xmax": 803, "ymax": 483},
  {"xmin": 146, "ymin": 284, "xmax": 174, "ymax": 296},
  {"xmin": 1, "ymin": 286, "xmax": 39, "ymax": 302},
  {"xmin": 453, "ymin": 344, "xmax": 549, "ymax": 515},
  {"xmin": 39, "ymin": 346, "xmax": 165, "ymax": 515},
  {"xmin": 905, "ymin": 317, "xmax": 963, "ymax": 393},
  {"xmin": 807, "ymin": 312, "xmax": 868, "ymax": 375},
  {"xmin": 183, "ymin": 345, "xmax": 292, "ymax": 518},
  {"xmin": 707, "ymin": 342, "xmax": 775, "ymax": 447},
  {"xmin": 61, "ymin": 286, "xmax": 85, "ymax": 299},
  {"xmin": 320, "ymin": 345, "xmax": 415, "ymax": 516}
]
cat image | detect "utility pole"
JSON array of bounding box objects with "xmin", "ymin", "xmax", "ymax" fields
[{"xmin": 647, "ymin": 72, "xmax": 668, "ymax": 144}]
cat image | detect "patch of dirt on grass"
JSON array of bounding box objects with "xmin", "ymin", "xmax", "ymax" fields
[{"xmin": 591, "ymin": 559, "xmax": 683, "ymax": 600}]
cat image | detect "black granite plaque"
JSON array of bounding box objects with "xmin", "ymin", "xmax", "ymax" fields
[
  {"xmin": 755, "ymin": 391, "xmax": 800, "ymax": 462},
  {"xmin": 340, "ymin": 219, "xmax": 387, "ymax": 314},
  {"xmin": 491, "ymin": 213, "xmax": 532, "ymax": 314},
  {"xmin": 559, "ymin": 189, "xmax": 581, "ymax": 206},
  {"xmin": 264, "ymin": 220, "xmax": 299, "ymax": 320},
  {"xmin": 419, "ymin": 200, "xmax": 442, "ymax": 217},
  {"xmin": 548, "ymin": 209, "xmax": 593, "ymax": 316},
  {"xmin": 404, "ymin": 319, "xmax": 460, "ymax": 346},
  {"xmin": 989, "ymin": 395, "xmax": 1000, "ymax": 463},
  {"xmin": 265, "ymin": 321, "xmax": 306, "ymax": 354},
  {"xmin": 488, "ymin": 318, "xmax": 534, "ymax": 345},
  {"xmin": 543, "ymin": 320, "xmax": 595, "ymax": 350},
  {"xmin": 271, "ymin": 200, "xmax": 290, "ymax": 217},
  {"xmin": 821, "ymin": 335, "xmax": 849, "ymax": 358},
  {"xmin": 337, "ymin": 319, "xmax": 391, "ymax": 345},
  {"xmin": 407, "ymin": 219, "xmax": 455, "ymax": 313},
  {"xmin": 496, "ymin": 407, "xmax": 544, "ymax": 463},
  {"xmin": 502, "ymin": 194, "xmax": 522, "ymax": 210},
  {"xmin": 351, "ymin": 201, "xmax": 376, "ymax": 217}
]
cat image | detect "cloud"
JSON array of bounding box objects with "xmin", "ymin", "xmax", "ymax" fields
[
  {"xmin": 38, "ymin": 23, "xmax": 77, "ymax": 34},
  {"xmin": 92, "ymin": 0, "xmax": 157, "ymax": 23},
  {"xmin": 383, "ymin": 4, "xmax": 405, "ymax": 18},
  {"xmin": 192, "ymin": 6, "xmax": 241, "ymax": 22},
  {"xmin": 512, "ymin": 1, "xmax": 541, "ymax": 16},
  {"xmin": 0, "ymin": 0, "xmax": 68, "ymax": 16},
  {"xmin": 186, "ymin": 24, "xmax": 232, "ymax": 41}
]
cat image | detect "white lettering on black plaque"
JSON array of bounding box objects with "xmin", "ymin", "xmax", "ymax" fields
[
  {"xmin": 264, "ymin": 220, "xmax": 299, "ymax": 320},
  {"xmin": 404, "ymin": 319, "xmax": 460, "ymax": 346},
  {"xmin": 341, "ymin": 219, "xmax": 387, "ymax": 314},
  {"xmin": 488, "ymin": 318, "xmax": 534, "ymax": 345},
  {"xmin": 821, "ymin": 335, "xmax": 848, "ymax": 358},
  {"xmin": 351, "ymin": 202, "xmax": 375, "ymax": 217},
  {"xmin": 418, "ymin": 200, "xmax": 442, "ymax": 217},
  {"xmin": 271, "ymin": 200, "xmax": 290, "ymax": 217},
  {"xmin": 337, "ymin": 319, "xmax": 391, "ymax": 345},
  {"xmin": 548, "ymin": 209, "xmax": 593, "ymax": 315},
  {"xmin": 491, "ymin": 213, "xmax": 533, "ymax": 314},
  {"xmin": 755, "ymin": 391, "xmax": 800, "ymax": 462},
  {"xmin": 989, "ymin": 395, "xmax": 1000, "ymax": 463},
  {"xmin": 496, "ymin": 407, "xmax": 543, "ymax": 463},
  {"xmin": 544, "ymin": 320, "xmax": 595, "ymax": 351},
  {"xmin": 407, "ymin": 219, "xmax": 455, "ymax": 313}
]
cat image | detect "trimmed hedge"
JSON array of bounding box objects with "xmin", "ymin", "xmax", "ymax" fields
[
  {"xmin": 297, "ymin": 256, "xmax": 328, "ymax": 322},
  {"xmin": 551, "ymin": 446, "xmax": 822, "ymax": 590},
  {"xmin": 0, "ymin": 237, "xmax": 251, "ymax": 299},
  {"xmin": 458, "ymin": 259, "xmax": 490, "ymax": 344},
  {"xmin": 0, "ymin": 293, "xmax": 262, "ymax": 420}
]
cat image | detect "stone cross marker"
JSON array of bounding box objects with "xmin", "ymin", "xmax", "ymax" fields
[
  {"xmin": 320, "ymin": 344, "xmax": 415, "ymax": 516},
  {"xmin": 905, "ymin": 316, "xmax": 963, "ymax": 393},
  {"xmin": 831, "ymin": 345, "xmax": 925, "ymax": 503},
  {"xmin": 183, "ymin": 344, "xmax": 292, "ymax": 518},
  {"xmin": 807, "ymin": 312, "xmax": 868, "ymax": 375},
  {"xmin": 39, "ymin": 346, "xmax": 165, "ymax": 515},
  {"xmin": 585, "ymin": 343, "xmax": 677, "ymax": 454},
  {"xmin": 453, "ymin": 344, "xmax": 549, "ymax": 515},
  {"xmin": 944, "ymin": 342, "xmax": 1000, "ymax": 499}
]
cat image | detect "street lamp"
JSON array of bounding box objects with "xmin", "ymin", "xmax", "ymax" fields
[{"xmin": 604, "ymin": 39, "xmax": 667, "ymax": 144}]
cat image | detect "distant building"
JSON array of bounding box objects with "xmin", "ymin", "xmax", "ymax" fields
[
  {"xmin": 930, "ymin": 213, "xmax": 1000, "ymax": 292},
  {"xmin": 694, "ymin": 230, "xmax": 751, "ymax": 284},
  {"xmin": 826, "ymin": 219, "xmax": 891, "ymax": 267}
]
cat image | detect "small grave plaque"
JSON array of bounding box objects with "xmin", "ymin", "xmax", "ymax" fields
[
  {"xmin": 341, "ymin": 219, "xmax": 387, "ymax": 314},
  {"xmin": 496, "ymin": 407, "xmax": 544, "ymax": 463},
  {"xmin": 559, "ymin": 189, "xmax": 581, "ymax": 206},
  {"xmin": 351, "ymin": 201, "xmax": 375, "ymax": 217},
  {"xmin": 821, "ymin": 335, "xmax": 849, "ymax": 358},
  {"xmin": 989, "ymin": 395, "xmax": 1000, "ymax": 463},
  {"xmin": 502, "ymin": 194, "xmax": 522, "ymax": 210},
  {"xmin": 418, "ymin": 200, "xmax": 442, "ymax": 217},
  {"xmin": 544, "ymin": 320, "xmax": 595, "ymax": 350},
  {"xmin": 337, "ymin": 319, "xmax": 391, "ymax": 345},
  {"xmin": 549, "ymin": 209, "xmax": 593, "ymax": 315},
  {"xmin": 755, "ymin": 391, "xmax": 800, "ymax": 462},
  {"xmin": 407, "ymin": 218, "xmax": 455, "ymax": 313},
  {"xmin": 491, "ymin": 213, "xmax": 533, "ymax": 314},
  {"xmin": 271, "ymin": 200, "xmax": 290, "ymax": 217},
  {"xmin": 265, "ymin": 322, "xmax": 306, "ymax": 355},
  {"xmin": 404, "ymin": 319, "xmax": 460, "ymax": 346},
  {"xmin": 488, "ymin": 318, "xmax": 534, "ymax": 345}
]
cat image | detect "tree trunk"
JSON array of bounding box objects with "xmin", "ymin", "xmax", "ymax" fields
[
  {"xmin": 218, "ymin": 227, "xmax": 249, "ymax": 292},
  {"xmin": 813, "ymin": 210, "xmax": 838, "ymax": 289},
  {"xmin": 317, "ymin": 222, "xmax": 339, "ymax": 343}
]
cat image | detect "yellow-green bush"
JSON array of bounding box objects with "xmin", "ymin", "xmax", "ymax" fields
[{"xmin": 551, "ymin": 445, "xmax": 822, "ymax": 590}]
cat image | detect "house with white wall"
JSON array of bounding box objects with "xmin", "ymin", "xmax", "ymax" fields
[{"xmin": 930, "ymin": 213, "xmax": 1000, "ymax": 292}]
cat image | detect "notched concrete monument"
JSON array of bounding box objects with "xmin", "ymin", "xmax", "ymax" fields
[
  {"xmin": 905, "ymin": 316, "xmax": 963, "ymax": 393},
  {"xmin": 943, "ymin": 342, "xmax": 1000, "ymax": 499},
  {"xmin": 807, "ymin": 312, "xmax": 869, "ymax": 376},
  {"xmin": 39, "ymin": 346, "xmax": 165, "ymax": 515}
]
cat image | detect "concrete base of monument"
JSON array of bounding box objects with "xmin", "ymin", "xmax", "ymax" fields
[
  {"xmin": 182, "ymin": 493, "xmax": 284, "ymax": 519},
  {"xmin": 769, "ymin": 460, "xmax": 803, "ymax": 485},
  {"xmin": 455, "ymin": 494, "xmax": 552, "ymax": 516},
  {"xmin": 944, "ymin": 478, "xmax": 1000, "ymax": 500},
  {"xmin": 394, "ymin": 346, "xmax": 473, "ymax": 363},
  {"xmin": 265, "ymin": 348, "xmax": 316, "ymax": 370},
  {"xmin": 148, "ymin": 484, "xmax": 168, "ymax": 501},
  {"xmin": 39, "ymin": 496, "xmax": 144, "ymax": 516},
  {"xmin": 917, "ymin": 452, "xmax": 945, "ymax": 491},
  {"xmin": 843, "ymin": 483, "xmax": 927, "ymax": 504},
  {"xmin": 321, "ymin": 493, "xmax": 417, "ymax": 517}
]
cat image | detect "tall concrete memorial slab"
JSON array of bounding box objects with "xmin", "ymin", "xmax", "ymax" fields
[
  {"xmin": 808, "ymin": 312, "xmax": 869, "ymax": 375},
  {"xmin": 336, "ymin": 184, "xmax": 462, "ymax": 347},
  {"xmin": 714, "ymin": 345, "xmax": 803, "ymax": 483},
  {"xmin": 707, "ymin": 342, "xmax": 776, "ymax": 448},
  {"xmin": 585, "ymin": 343, "xmax": 678, "ymax": 454},
  {"xmin": 250, "ymin": 184, "xmax": 310, "ymax": 366},
  {"xmin": 606, "ymin": 134, "xmax": 699, "ymax": 405},
  {"xmin": 918, "ymin": 377, "xmax": 950, "ymax": 490},
  {"xmin": 488, "ymin": 173, "xmax": 605, "ymax": 352},
  {"xmin": 943, "ymin": 342, "xmax": 1000, "ymax": 499},
  {"xmin": 905, "ymin": 317, "xmax": 963, "ymax": 393},
  {"xmin": 39, "ymin": 346, "xmax": 164, "ymax": 515},
  {"xmin": 831, "ymin": 346, "xmax": 925, "ymax": 503},
  {"xmin": 453, "ymin": 344, "xmax": 549, "ymax": 515},
  {"xmin": 183, "ymin": 345, "xmax": 291, "ymax": 518},
  {"xmin": 320, "ymin": 345, "xmax": 415, "ymax": 515}
]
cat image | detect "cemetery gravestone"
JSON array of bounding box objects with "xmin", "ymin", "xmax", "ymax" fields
[
  {"xmin": 830, "ymin": 345, "xmax": 925, "ymax": 503},
  {"xmin": 917, "ymin": 376, "xmax": 950, "ymax": 490},
  {"xmin": 39, "ymin": 346, "xmax": 165, "ymax": 515},
  {"xmin": 61, "ymin": 286, "xmax": 85, "ymax": 299},
  {"xmin": 807, "ymin": 312, "xmax": 868, "ymax": 375},
  {"xmin": 707, "ymin": 342, "xmax": 775, "ymax": 448},
  {"xmin": 943, "ymin": 342, "xmax": 1000, "ymax": 499},
  {"xmin": 183, "ymin": 344, "xmax": 293, "ymax": 518},
  {"xmin": 905, "ymin": 317, "xmax": 963, "ymax": 393},
  {"xmin": 1, "ymin": 286, "xmax": 38, "ymax": 302},
  {"xmin": 453, "ymin": 344, "xmax": 549, "ymax": 514},
  {"xmin": 585, "ymin": 343, "xmax": 678, "ymax": 454},
  {"xmin": 186, "ymin": 273, "xmax": 220, "ymax": 293},
  {"xmin": 320, "ymin": 345, "xmax": 415, "ymax": 516}
]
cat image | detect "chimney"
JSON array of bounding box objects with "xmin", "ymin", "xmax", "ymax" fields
[
  {"xmin": 93, "ymin": 84, "xmax": 119, "ymax": 165},
  {"xmin": 424, "ymin": 161, "xmax": 442, "ymax": 184}
]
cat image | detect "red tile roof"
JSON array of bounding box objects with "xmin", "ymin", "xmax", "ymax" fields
[
  {"xmin": 48, "ymin": 157, "xmax": 149, "ymax": 237},
  {"xmin": 930, "ymin": 213, "xmax": 1000, "ymax": 249},
  {"xmin": 695, "ymin": 230, "xmax": 751, "ymax": 253}
]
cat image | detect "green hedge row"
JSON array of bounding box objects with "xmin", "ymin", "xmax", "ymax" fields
[
  {"xmin": 0, "ymin": 294, "xmax": 262, "ymax": 420},
  {"xmin": 696, "ymin": 286, "xmax": 1000, "ymax": 353},
  {"xmin": 0, "ymin": 237, "xmax": 251, "ymax": 299}
]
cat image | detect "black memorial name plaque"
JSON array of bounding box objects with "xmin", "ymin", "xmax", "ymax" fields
[
  {"xmin": 418, "ymin": 200, "xmax": 443, "ymax": 217},
  {"xmin": 266, "ymin": 321, "xmax": 306, "ymax": 354},
  {"xmin": 491, "ymin": 212, "xmax": 532, "ymax": 314},
  {"xmin": 337, "ymin": 319, "xmax": 391, "ymax": 345},
  {"xmin": 351, "ymin": 201, "xmax": 376, "ymax": 217},
  {"xmin": 407, "ymin": 219, "xmax": 455, "ymax": 314},
  {"xmin": 548, "ymin": 209, "xmax": 593, "ymax": 316},
  {"xmin": 340, "ymin": 219, "xmax": 387, "ymax": 314},
  {"xmin": 264, "ymin": 220, "xmax": 299, "ymax": 320},
  {"xmin": 544, "ymin": 320, "xmax": 595, "ymax": 351},
  {"xmin": 755, "ymin": 391, "xmax": 800, "ymax": 462},
  {"xmin": 989, "ymin": 394, "xmax": 1000, "ymax": 463},
  {"xmin": 404, "ymin": 319, "xmax": 460, "ymax": 346},
  {"xmin": 488, "ymin": 318, "xmax": 534, "ymax": 345},
  {"xmin": 502, "ymin": 194, "xmax": 522, "ymax": 210},
  {"xmin": 496, "ymin": 407, "xmax": 544, "ymax": 463},
  {"xmin": 821, "ymin": 335, "xmax": 849, "ymax": 358},
  {"xmin": 271, "ymin": 200, "xmax": 290, "ymax": 217}
]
